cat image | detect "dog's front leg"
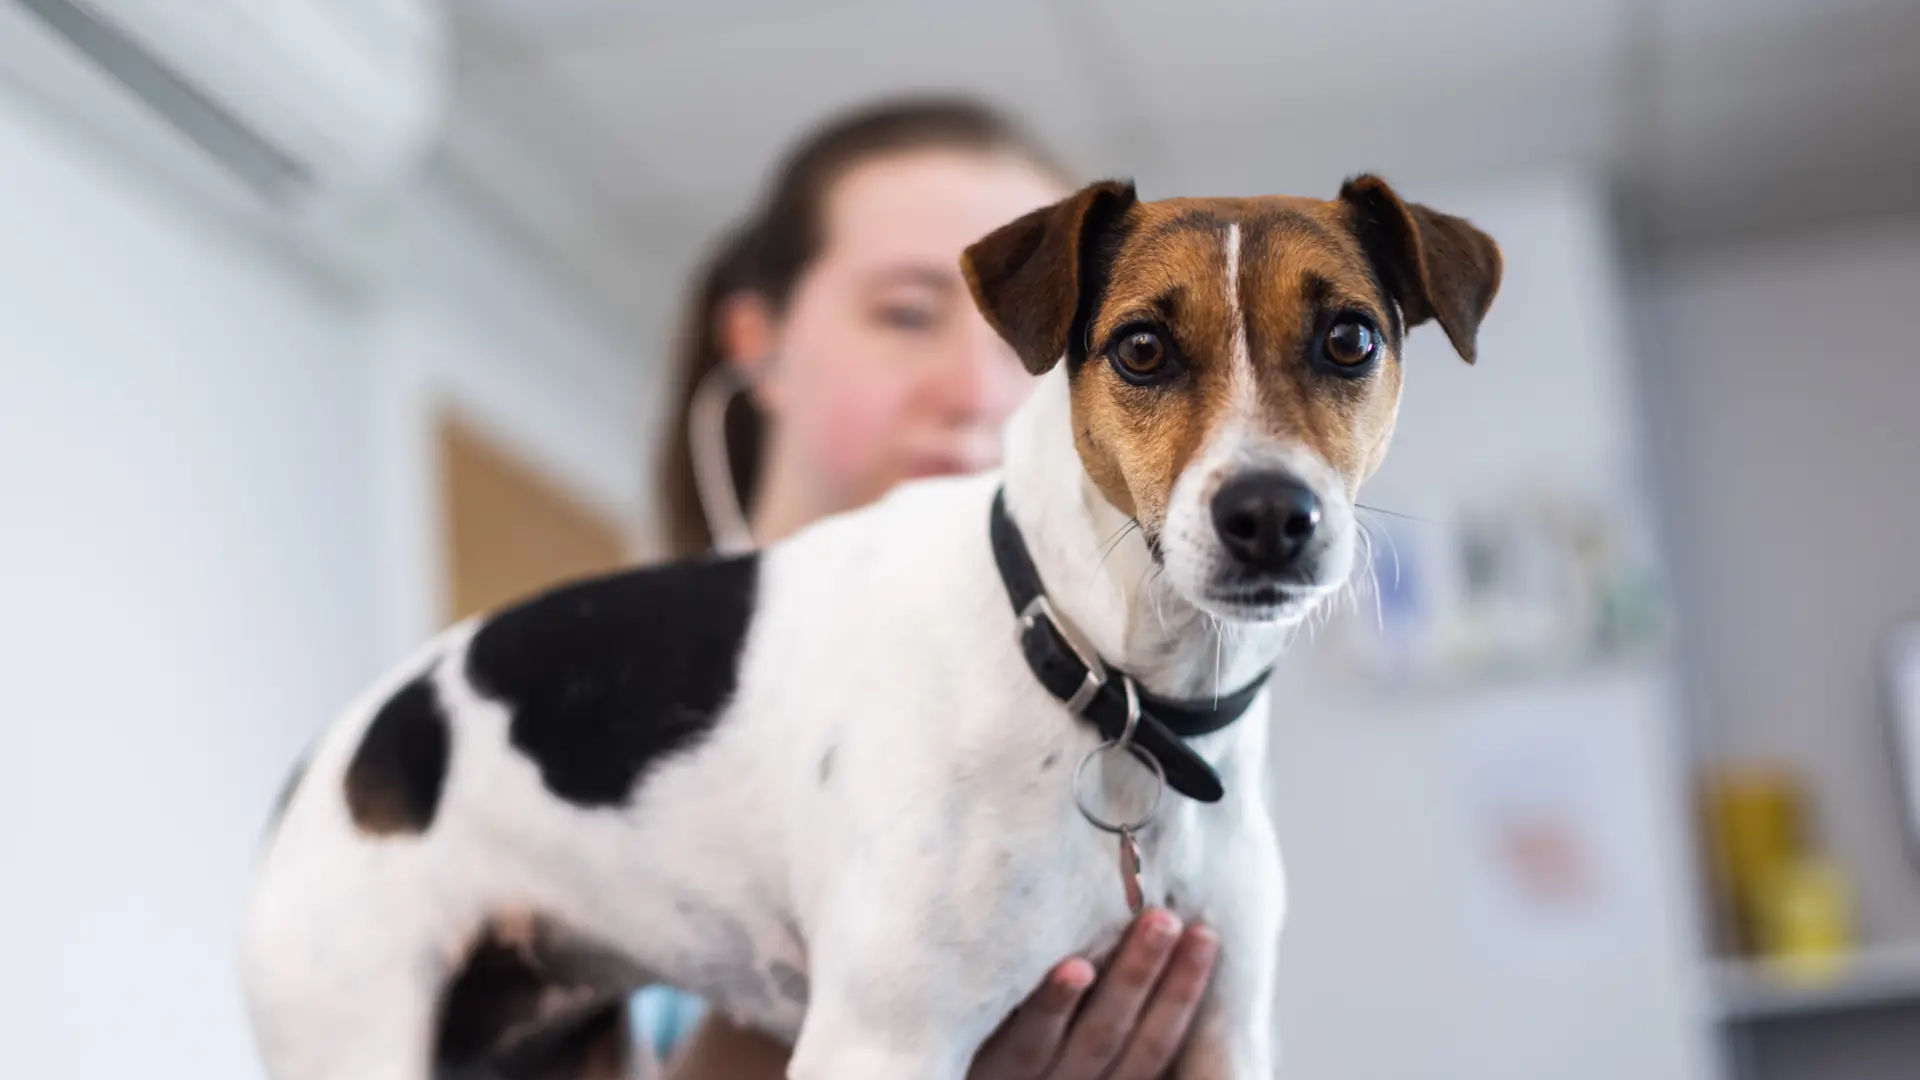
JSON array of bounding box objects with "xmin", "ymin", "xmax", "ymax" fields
[
  {"xmin": 785, "ymin": 889, "xmax": 997, "ymax": 1080},
  {"xmin": 1173, "ymin": 815, "xmax": 1285, "ymax": 1080},
  {"xmin": 785, "ymin": 960, "xmax": 980, "ymax": 1080}
]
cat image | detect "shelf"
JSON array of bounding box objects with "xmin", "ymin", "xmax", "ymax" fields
[{"xmin": 1712, "ymin": 942, "xmax": 1920, "ymax": 1023}]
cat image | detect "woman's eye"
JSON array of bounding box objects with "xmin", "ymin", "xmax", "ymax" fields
[{"xmin": 877, "ymin": 303, "xmax": 937, "ymax": 331}]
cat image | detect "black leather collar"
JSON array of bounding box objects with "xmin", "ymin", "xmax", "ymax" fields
[{"xmin": 989, "ymin": 488, "xmax": 1269, "ymax": 803}]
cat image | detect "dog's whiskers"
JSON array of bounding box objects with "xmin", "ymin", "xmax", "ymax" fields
[
  {"xmin": 1343, "ymin": 527, "xmax": 1369, "ymax": 620},
  {"xmin": 1305, "ymin": 593, "xmax": 1336, "ymax": 647},
  {"xmin": 1358, "ymin": 520, "xmax": 1386, "ymax": 632},
  {"xmin": 1147, "ymin": 567, "xmax": 1171, "ymax": 638},
  {"xmin": 1095, "ymin": 519, "xmax": 1142, "ymax": 573},
  {"xmin": 1210, "ymin": 611, "xmax": 1224, "ymax": 706},
  {"xmin": 1355, "ymin": 502, "xmax": 1429, "ymax": 524},
  {"xmin": 1354, "ymin": 505, "xmax": 1417, "ymax": 592},
  {"xmin": 1357, "ymin": 520, "xmax": 1374, "ymax": 584}
]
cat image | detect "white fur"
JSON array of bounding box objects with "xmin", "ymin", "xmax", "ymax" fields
[
  {"xmin": 241, "ymin": 366, "xmax": 1304, "ymax": 1080},
  {"xmin": 1226, "ymin": 223, "xmax": 1249, "ymax": 382}
]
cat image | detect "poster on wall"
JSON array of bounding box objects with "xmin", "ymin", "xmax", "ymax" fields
[{"xmin": 1456, "ymin": 708, "xmax": 1642, "ymax": 974}]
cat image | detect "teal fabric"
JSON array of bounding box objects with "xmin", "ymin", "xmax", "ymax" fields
[{"xmin": 632, "ymin": 987, "xmax": 706, "ymax": 1061}]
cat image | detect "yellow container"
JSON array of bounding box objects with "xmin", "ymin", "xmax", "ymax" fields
[
  {"xmin": 1701, "ymin": 765, "xmax": 1805, "ymax": 953},
  {"xmin": 1757, "ymin": 856, "xmax": 1853, "ymax": 984}
]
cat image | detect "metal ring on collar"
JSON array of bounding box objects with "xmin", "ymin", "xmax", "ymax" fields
[
  {"xmin": 1072, "ymin": 737, "xmax": 1167, "ymax": 835},
  {"xmin": 1115, "ymin": 675, "xmax": 1141, "ymax": 753},
  {"xmin": 1018, "ymin": 594, "xmax": 1106, "ymax": 714}
]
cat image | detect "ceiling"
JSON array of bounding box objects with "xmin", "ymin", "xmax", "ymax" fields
[{"xmin": 438, "ymin": 0, "xmax": 1920, "ymax": 339}]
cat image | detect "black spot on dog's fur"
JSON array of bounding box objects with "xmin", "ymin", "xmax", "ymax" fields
[
  {"xmin": 467, "ymin": 555, "xmax": 759, "ymax": 808},
  {"xmin": 1040, "ymin": 750, "xmax": 1060, "ymax": 772},
  {"xmin": 1065, "ymin": 184, "xmax": 1139, "ymax": 375},
  {"xmin": 436, "ymin": 917, "xmax": 643, "ymax": 1080},
  {"xmin": 344, "ymin": 676, "xmax": 450, "ymax": 835},
  {"xmin": 489, "ymin": 1001, "xmax": 630, "ymax": 1080},
  {"xmin": 818, "ymin": 745, "xmax": 836, "ymax": 785}
]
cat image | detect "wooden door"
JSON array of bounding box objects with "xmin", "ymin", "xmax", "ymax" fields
[{"xmin": 437, "ymin": 412, "xmax": 628, "ymax": 625}]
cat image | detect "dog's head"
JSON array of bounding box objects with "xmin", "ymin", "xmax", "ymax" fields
[{"xmin": 963, "ymin": 176, "xmax": 1501, "ymax": 623}]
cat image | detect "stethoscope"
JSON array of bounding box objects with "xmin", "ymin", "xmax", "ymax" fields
[{"xmin": 688, "ymin": 363, "xmax": 758, "ymax": 555}]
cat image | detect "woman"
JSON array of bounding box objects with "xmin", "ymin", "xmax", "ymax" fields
[{"xmin": 653, "ymin": 99, "xmax": 1220, "ymax": 1079}]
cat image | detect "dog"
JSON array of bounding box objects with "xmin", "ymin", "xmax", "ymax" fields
[{"xmin": 242, "ymin": 175, "xmax": 1501, "ymax": 1080}]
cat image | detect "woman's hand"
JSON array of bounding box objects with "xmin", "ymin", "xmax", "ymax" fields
[
  {"xmin": 663, "ymin": 910, "xmax": 1218, "ymax": 1080},
  {"xmin": 968, "ymin": 909, "xmax": 1219, "ymax": 1080}
]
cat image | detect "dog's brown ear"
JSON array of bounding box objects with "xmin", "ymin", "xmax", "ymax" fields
[
  {"xmin": 1339, "ymin": 175, "xmax": 1502, "ymax": 364},
  {"xmin": 962, "ymin": 180, "xmax": 1137, "ymax": 375}
]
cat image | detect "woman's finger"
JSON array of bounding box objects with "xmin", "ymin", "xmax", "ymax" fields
[
  {"xmin": 1104, "ymin": 924, "xmax": 1219, "ymax": 1080},
  {"xmin": 1047, "ymin": 909, "xmax": 1184, "ymax": 1080},
  {"xmin": 968, "ymin": 958, "xmax": 1095, "ymax": 1080}
]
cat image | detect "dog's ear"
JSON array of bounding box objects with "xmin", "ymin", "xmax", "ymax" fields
[
  {"xmin": 962, "ymin": 180, "xmax": 1137, "ymax": 375},
  {"xmin": 1339, "ymin": 175, "xmax": 1502, "ymax": 364}
]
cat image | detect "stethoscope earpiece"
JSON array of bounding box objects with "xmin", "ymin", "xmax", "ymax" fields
[{"xmin": 689, "ymin": 363, "xmax": 758, "ymax": 555}]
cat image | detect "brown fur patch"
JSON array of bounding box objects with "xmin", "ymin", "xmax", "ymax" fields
[
  {"xmin": 1340, "ymin": 175, "xmax": 1504, "ymax": 363},
  {"xmin": 960, "ymin": 180, "xmax": 1137, "ymax": 374},
  {"xmin": 1238, "ymin": 202, "xmax": 1405, "ymax": 493},
  {"xmin": 1071, "ymin": 202, "xmax": 1241, "ymax": 525}
]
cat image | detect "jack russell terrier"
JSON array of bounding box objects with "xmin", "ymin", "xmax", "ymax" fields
[{"xmin": 242, "ymin": 175, "xmax": 1502, "ymax": 1080}]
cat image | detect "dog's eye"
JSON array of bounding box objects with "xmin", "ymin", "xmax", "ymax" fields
[
  {"xmin": 1113, "ymin": 330, "xmax": 1168, "ymax": 377},
  {"xmin": 1324, "ymin": 318, "xmax": 1379, "ymax": 367}
]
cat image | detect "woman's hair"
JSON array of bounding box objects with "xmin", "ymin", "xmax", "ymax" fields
[{"xmin": 657, "ymin": 96, "xmax": 1067, "ymax": 556}]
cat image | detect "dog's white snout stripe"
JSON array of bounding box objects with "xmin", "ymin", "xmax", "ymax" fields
[{"xmin": 1224, "ymin": 223, "xmax": 1251, "ymax": 406}]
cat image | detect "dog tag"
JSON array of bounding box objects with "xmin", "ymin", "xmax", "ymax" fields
[{"xmin": 1118, "ymin": 828, "xmax": 1145, "ymax": 915}]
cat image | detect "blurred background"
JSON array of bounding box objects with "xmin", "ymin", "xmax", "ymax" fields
[{"xmin": 4, "ymin": 1, "xmax": 1919, "ymax": 1078}]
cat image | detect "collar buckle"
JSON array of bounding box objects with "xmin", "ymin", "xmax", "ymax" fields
[{"xmin": 1018, "ymin": 594, "xmax": 1106, "ymax": 714}]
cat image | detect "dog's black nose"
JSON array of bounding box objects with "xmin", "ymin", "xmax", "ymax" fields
[{"xmin": 1211, "ymin": 473, "xmax": 1322, "ymax": 571}]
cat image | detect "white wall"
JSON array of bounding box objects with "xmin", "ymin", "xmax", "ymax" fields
[
  {"xmin": 0, "ymin": 76, "xmax": 650, "ymax": 1079},
  {"xmin": 1646, "ymin": 221, "xmax": 1920, "ymax": 950},
  {"xmin": 0, "ymin": 78, "xmax": 374, "ymax": 1080}
]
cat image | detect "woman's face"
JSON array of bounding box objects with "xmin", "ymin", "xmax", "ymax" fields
[{"xmin": 738, "ymin": 149, "xmax": 1067, "ymax": 516}]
